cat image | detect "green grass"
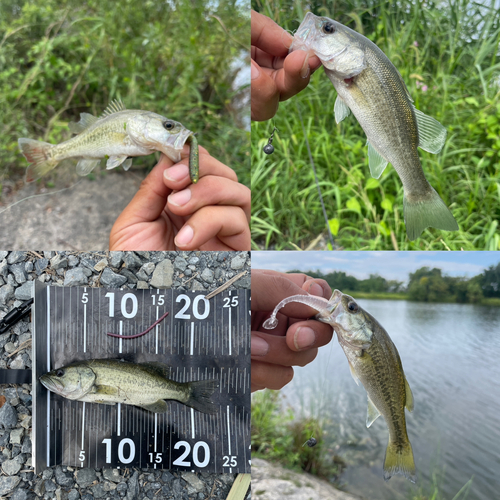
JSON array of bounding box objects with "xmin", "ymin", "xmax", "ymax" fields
[
  {"xmin": 251, "ymin": 0, "xmax": 500, "ymax": 250},
  {"xmin": 0, "ymin": 0, "xmax": 250, "ymax": 193}
]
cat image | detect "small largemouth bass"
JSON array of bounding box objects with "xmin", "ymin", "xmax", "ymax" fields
[
  {"xmin": 291, "ymin": 13, "xmax": 458, "ymax": 240},
  {"xmin": 263, "ymin": 290, "xmax": 416, "ymax": 482},
  {"xmin": 40, "ymin": 359, "xmax": 218, "ymax": 414},
  {"xmin": 18, "ymin": 100, "xmax": 199, "ymax": 183}
]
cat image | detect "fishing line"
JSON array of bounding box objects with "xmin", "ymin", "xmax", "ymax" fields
[
  {"xmin": 0, "ymin": 180, "xmax": 84, "ymax": 216},
  {"xmin": 295, "ymin": 102, "xmax": 335, "ymax": 249}
]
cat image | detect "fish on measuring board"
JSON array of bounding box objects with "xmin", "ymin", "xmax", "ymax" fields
[
  {"xmin": 263, "ymin": 290, "xmax": 416, "ymax": 482},
  {"xmin": 290, "ymin": 12, "xmax": 458, "ymax": 240},
  {"xmin": 40, "ymin": 359, "xmax": 218, "ymax": 414},
  {"xmin": 18, "ymin": 100, "xmax": 199, "ymax": 183}
]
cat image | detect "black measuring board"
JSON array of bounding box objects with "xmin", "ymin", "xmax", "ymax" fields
[{"xmin": 32, "ymin": 281, "xmax": 250, "ymax": 474}]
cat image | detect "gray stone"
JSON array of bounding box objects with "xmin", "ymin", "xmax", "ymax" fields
[
  {"xmin": 68, "ymin": 489, "xmax": 80, "ymax": 500},
  {"xmin": 188, "ymin": 256, "xmax": 200, "ymax": 265},
  {"xmin": 0, "ymin": 403, "xmax": 17, "ymax": 429},
  {"xmin": 9, "ymin": 427, "xmax": 24, "ymax": 444},
  {"xmin": 76, "ymin": 468, "xmax": 97, "ymax": 488},
  {"xmin": 10, "ymin": 487, "xmax": 29, "ymax": 500},
  {"xmin": 14, "ymin": 281, "xmax": 33, "ymax": 300},
  {"xmin": 0, "ymin": 251, "xmax": 7, "ymax": 260},
  {"xmin": 10, "ymin": 263, "xmax": 27, "ymax": 284},
  {"xmin": 217, "ymin": 252, "xmax": 230, "ymax": 262},
  {"xmin": 236, "ymin": 275, "xmax": 251, "ymax": 289},
  {"xmin": 161, "ymin": 471, "xmax": 174, "ymax": 483},
  {"xmin": 171, "ymin": 478, "xmax": 184, "ymax": 496},
  {"xmin": 94, "ymin": 258, "xmax": 108, "ymax": 272},
  {"xmin": 55, "ymin": 465, "xmax": 74, "ymax": 488},
  {"xmin": 24, "ymin": 261, "xmax": 33, "ymax": 273},
  {"xmin": 174, "ymin": 257, "xmax": 188, "ymax": 271},
  {"xmin": 2, "ymin": 458, "xmax": 21, "ymax": 475},
  {"xmin": 192, "ymin": 280, "xmax": 205, "ymax": 291},
  {"xmin": 120, "ymin": 268, "xmax": 138, "ymax": 284},
  {"xmin": 33, "ymin": 478, "xmax": 45, "ymax": 496},
  {"xmin": 42, "ymin": 468, "xmax": 54, "ymax": 479},
  {"xmin": 100, "ymin": 268, "xmax": 127, "ymax": 287},
  {"xmin": 103, "ymin": 469, "xmax": 122, "ymax": 483},
  {"xmin": 230, "ymin": 253, "xmax": 247, "ymax": 270},
  {"xmin": 50, "ymin": 254, "xmax": 68, "ymax": 270},
  {"xmin": 0, "ymin": 284, "xmax": 14, "ymax": 304},
  {"xmin": 140, "ymin": 262, "xmax": 155, "ymax": 276},
  {"xmin": 0, "ymin": 259, "xmax": 8, "ymax": 278},
  {"xmin": 201, "ymin": 268, "xmax": 214, "ymax": 284},
  {"xmin": 21, "ymin": 436, "xmax": 32, "ymax": 454},
  {"xmin": 136, "ymin": 280, "xmax": 148, "ymax": 289},
  {"xmin": 7, "ymin": 251, "xmax": 27, "ymax": 264},
  {"xmin": 150, "ymin": 260, "xmax": 174, "ymax": 289},
  {"xmin": 109, "ymin": 251, "xmax": 124, "ymax": 268},
  {"xmin": 123, "ymin": 252, "xmax": 143, "ymax": 270},
  {"xmin": 63, "ymin": 268, "xmax": 89, "ymax": 286},
  {"xmin": 181, "ymin": 472, "xmax": 205, "ymax": 493},
  {"xmin": 35, "ymin": 258, "xmax": 49, "ymax": 274},
  {"xmin": 0, "ymin": 476, "xmax": 21, "ymax": 495},
  {"xmin": 116, "ymin": 482, "xmax": 128, "ymax": 496},
  {"xmin": 44, "ymin": 479, "xmax": 57, "ymax": 492},
  {"xmin": 91, "ymin": 483, "xmax": 107, "ymax": 498},
  {"xmin": 4, "ymin": 342, "xmax": 16, "ymax": 353},
  {"xmin": 42, "ymin": 251, "xmax": 54, "ymax": 259},
  {"xmin": 103, "ymin": 481, "xmax": 117, "ymax": 491},
  {"xmin": 68, "ymin": 255, "xmax": 79, "ymax": 267},
  {"xmin": 126, "ymin": 471, "xmax": 139, "ymax": 500}
]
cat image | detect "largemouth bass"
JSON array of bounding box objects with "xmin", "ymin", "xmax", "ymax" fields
[
  {"xmin": 263, "ymin": 290, "xmax": 416, "ymax": 482},
  {"xmin": 290, "ymin": 13, "xmax": 458, "ymax": 240},
  {"xmin": 40, "ymin": 358, "xmax": 218, "ymax": 414},
  {"xmin": 18, "ymin": 100, "xmax": 199, "ymax": 183}
]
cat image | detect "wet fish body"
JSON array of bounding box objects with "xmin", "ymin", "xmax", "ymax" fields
[
  {"xmin": 40, "ymin": 358, "xmax": 218, "ymax": 414},
  {"xmin": 316, "ymin": 290, "xmax": 416, "ymax": 482},
  {"xmin": 18, "ymin": 100, "xmax": 199, "ymax": 183},
  {"xmin": 291, "ymin": 13, "xmax": 458, "ymax": 240}
]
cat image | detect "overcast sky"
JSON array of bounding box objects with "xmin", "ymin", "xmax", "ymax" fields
[{"xmin": 251, "ymin": 251, "xmax": 498, "ymax": 282}]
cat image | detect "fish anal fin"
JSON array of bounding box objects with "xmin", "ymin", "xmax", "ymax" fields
[
  {"xmin": 413, "ymin": 106, "xmax": 447, "ymax": 154},
  {"xmin": 138, "ymin": 400, "xmax": 169, "ymax": 413},
  {"xmin": 367, "ymin": 141, "xmax": 389, "ymax": 179},
  {"xmin": 405, "ymin": 378, "xmax": 414, "ymax": 412},
  {"xmin": 101, "ymin": 99, "xmax": 126, "ymax": 118},
  {"xmin": 334, "ymin": 95, "xmax": 351, "ymax": 124},
  {"xmin": 366, "ymin": 395, "xmax": 381, "ymax": 428},
  {"xmin": 106, "ymin": 155, "xmax": 129, "ymax": 170},
  {"xmin": 76, "ymin": 158, "xmax": 100, "ymax": 176},
  {"xmin": 69, "ymin": 113, "xmax": 98, "ymax": 134},
  {"xmin": 122, "ymin": 158, "xmax": 133, "ymax": 171}
]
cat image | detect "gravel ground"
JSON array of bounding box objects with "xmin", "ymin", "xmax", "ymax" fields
[{"xmin": 0, "ymin": 250, "xmax": 251, "ymax": 500}]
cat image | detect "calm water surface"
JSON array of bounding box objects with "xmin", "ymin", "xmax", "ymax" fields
[{"xmin": 282, "ymin": 300, "xmax": 500, "ymax": 500}]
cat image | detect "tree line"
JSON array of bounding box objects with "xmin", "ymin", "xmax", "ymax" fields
[{"xmin": 293, "ymin": 263, "xmax": 500, "ymax": 304}]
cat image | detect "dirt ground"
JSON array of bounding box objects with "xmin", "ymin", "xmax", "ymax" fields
[{"xmin": 0, "ymin": 171, "xmax": 144, "ymax": 250}]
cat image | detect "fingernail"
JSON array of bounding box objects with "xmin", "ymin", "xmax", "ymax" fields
[
  {"xmin": 251, "ymin": 336, "xmax": 269, "ymax": 356},
  {"xmin": 175, "ymin": 225, "xmax": 194, "ymax": 246},
  {"xmin": 300, "ymin": 54, "xmax": 310, "ymax": 78},
  {"xmin": 164, "ymin": 164, "xmax": 189, "ymax": 182},
  {"xmin": 168, "ymin": 188, "xmax": 191, "ymax": 207},
  {"xmin": 251, "ymin": 60, "xmax": 260, "ymax": 80},
  {"xmin": 307, "ymin": 282, "xmax": 323, "ymax": 297},
  {"xmin": 294, "ymin": 326, "xmax": 316, "ymax": 350}
]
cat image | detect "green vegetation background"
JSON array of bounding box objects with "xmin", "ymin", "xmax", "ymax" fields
[
  {"xmin": 0, "ymin": 0, "xmax": 249, "ymax": 193},
  {"xmin": 251, "ymin": 0, "xmax": 500, "ymax": 250}
]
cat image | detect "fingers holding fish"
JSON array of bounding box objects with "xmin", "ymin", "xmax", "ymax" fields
[
  {"xmin": 251, "ymin": 10, "xmax": 293, "ymax": 59},
  {"xmin": 173, "ymin": 206, "xmax": 250, "ymax": 251}
]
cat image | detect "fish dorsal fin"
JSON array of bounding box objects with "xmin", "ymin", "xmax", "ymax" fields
[
  {"xmin": 334, "ymin": 95, "xmax": 351, "ymax": 124},
  {"xmin": 366, "ymin": 395, "xmax": 381, "ymax": 428},
  {"xmin": 348, "ymin": 360, "xmax": 360, "ymax": 386},
  {"xmin": 68, "ymin": 113, "xmax": 98, "ymax": 134},
  {"xmin": 76, "ymin": 158, "xmax": 100, "ymax": 176},
  {"xmin": 405, "ymin": 377, "xmax": 414, "ymax": 412},
  {"xmin": 101, "ymin": 99, "xmax": 126, "ymax": 118},
  {"xmin": 367, "ymin": 141, "xmax": 389, "ymax": 178},
  {"xmin": 413, "ymin": 106, "xmax": 447, "ymax": 154},
  {"xmin": 140, "ymin": 362, "xmax": 172, "ymax": 379}
]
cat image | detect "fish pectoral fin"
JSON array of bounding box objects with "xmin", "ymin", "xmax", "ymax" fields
[
  {"xmin": 138, "ymin": 400, "xmax": 169, "ymax": 413},
  {"xmin": 367, "ymin": 141, "xmax": 389, "ymax": 179},
  {"xmin": 94, "ymin": 385, "xmax": 120, "ymax": 396},
  {"xmin": 100, "ymin": 99, "xmax": 126, "ymax": 118},
  {"xmin": 348, "ymin": 361, "xmax": 360, "ymax": 386},
  {"xmin": 413, "ymin": 106, "xmax": 447, "ymax": 154},
  {"xmin": 68, "ymin": 113, "xmax": 99, "ymax": 134},
  {"xmin": 334, "ymin": 96, "xmax": 351, "ymax": 124},
  {"xmin": 106, "ymin": 155, "xmax": 129, "ymax": 170},
  {"xmin": 76, "ymin": 158, "xmax": 100, "ymax": 176},
  {"xmin": 122, "ymin": 158, "xmax": 133, "ymax": 171},
  {"xmin": 404, "ymin": 377, "xmax": 414, "ymax": 412},
  {"xmin": 366, "ymin": 395, "xmax": 381, "ymax": 428}
]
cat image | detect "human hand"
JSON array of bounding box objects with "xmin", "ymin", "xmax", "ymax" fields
[
  {"xmin": 251, "ymin": 10, "xmax": 322, "ymax": 121},
  {"xmin": 109, "ymin": 146, "xmax": 250, "ymax": 250},
  {"xmin": 251, "ymin": 269, "xmax": 334, "ymax": 392}
]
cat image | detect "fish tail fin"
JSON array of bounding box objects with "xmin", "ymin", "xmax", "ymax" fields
[
  {"xmin": 18, "ymin": 138, "xmax": 58, "ymax": 182},
  {"xmin": 383, "ymin": 438, "xmax": 417, "ymax": 483},
  {"xmin": 403, "ymin": 187, "xmax": 458, "ymax": 240},
  {"xmin": 185, "ymin": 379, "xmax": 219, "ymax": 414}
]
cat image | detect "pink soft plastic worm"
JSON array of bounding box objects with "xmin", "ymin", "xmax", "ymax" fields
[
  {"xmin": 107, "ymin": 311, "xmax": 169, "ymax": 339},
  {"xmin": 262, "ymin": 294, "xmax": 331, "ymax": 329}
]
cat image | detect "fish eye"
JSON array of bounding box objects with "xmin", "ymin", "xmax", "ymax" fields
[
  {"xmin": 323, "ymin": 22, "xmax": 335, "ymax": 34},
  {"xmin": 56, "ymin": 369, "xmax": 65, "ymax": 377},
  {"xmin": 163, "ymin": 121, "xmax": 175, "ymax": 130},
  {"xmin": 347, "ymin": 301, "xmax": 359, "ymax": 313}
]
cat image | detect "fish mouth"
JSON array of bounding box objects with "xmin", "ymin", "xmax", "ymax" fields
[
  {"xmin": 166, "ymin": 127, "xmax": 193, "ymax": 151},
  {"xmin": 40, "ymin": 374, "xmax": 63, "ymax": 394}
]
